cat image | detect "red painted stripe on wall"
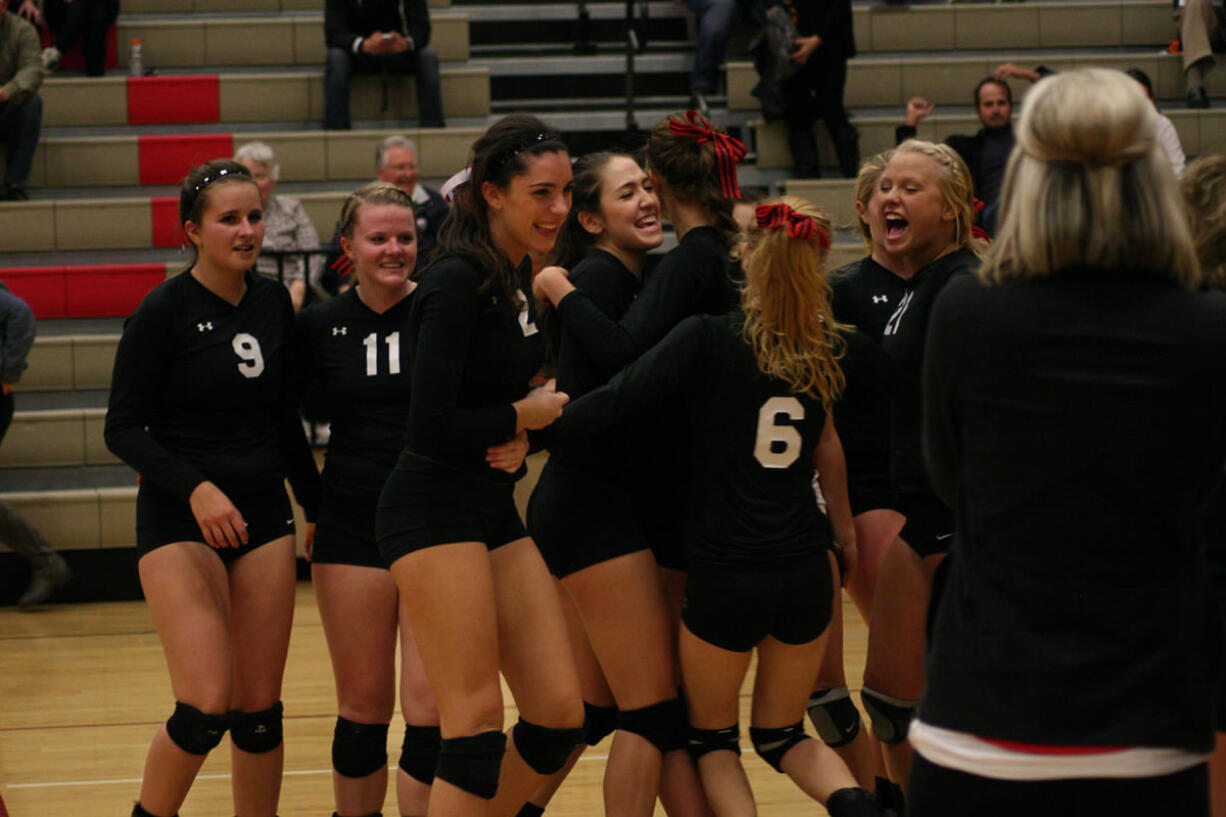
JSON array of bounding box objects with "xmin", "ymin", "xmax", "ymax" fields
[
  {"xmin": 127, "ymin": 75, "xmax": 220, "ymax": 125},
  {"xmin": 138, "ymin": 133, "xmax": 234, "ymax": 186}
]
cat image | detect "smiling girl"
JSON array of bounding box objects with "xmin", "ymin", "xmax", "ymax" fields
[
  {"xmin": 105, "ymin": 159, "xmax": 321, "ymax": 817},
  {"xmin": 374, "ymin": 115, "xmax": 585, "ymax": 817}
]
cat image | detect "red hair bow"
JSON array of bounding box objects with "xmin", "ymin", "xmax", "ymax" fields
[
  {"xmin": 755, "ymin": 203, "xmax": 831, "ymax": 249},
  {"xmin": 972, "ymin": 197, "xmax": 986, "ymax": 214},
  {"xmin": 668, "ymin": 110, "xmax": 747, "ymax": 200},
  {"xmin": 971, "ymin": 225, "xmax": 991, "ymax": 242}
]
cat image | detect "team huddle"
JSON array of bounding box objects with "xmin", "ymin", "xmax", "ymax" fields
[{"xmin": 103, "ymin": 67, "xmax": 1226, "ymax": 817}]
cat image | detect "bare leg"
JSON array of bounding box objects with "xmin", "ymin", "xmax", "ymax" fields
[
  {"xmin": 136, "ymin": 542, "xmax": 233, "ymax": 817},
  {"xmin": 228, "ymin": 537, "xmax": 297, "ymax": 817},
  {"xmin": 678, "ymin": 622, "xmax": 755, "ymax": 817},
  {"xmin": 753, "ymin": 633, "xmax": 859, "ymax": 805},
  {"xmin": 392, "ymin": 542, "xmax": 503, "ymax": 817},
  {"xmin": 313, "ymin": 562, "xmax": 398, "ymax": 816},
  {"xmin": 1211, "ymin": 731, "xmax": 1226, "ymax": 817},
  {"xmin": 489, "ymin": 538, "xmax": 585, "ymax": 817},
  {"xmin": 844, "ymin": 509, "xmax": 904, "ymax": 621},
  {"xmin": 398, "ymin": 605, "xmax": 439, "ymax": 817}
]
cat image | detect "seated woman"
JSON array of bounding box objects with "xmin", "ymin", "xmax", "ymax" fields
[
  {"xmin": 235, "ymin": 141, "xmax": 324, "ymax": 312},
  {"xmin": 912, "ymin": 68, "xmax": 1226, "ymax": 817}
]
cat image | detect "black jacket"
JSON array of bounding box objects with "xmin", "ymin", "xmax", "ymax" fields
[{"xmin": 325, "ymin": 0, "xmax": 431, "ymax": 53}]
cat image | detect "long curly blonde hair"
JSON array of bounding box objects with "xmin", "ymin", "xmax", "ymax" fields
[{"xmin": 739, "ymin": 196, "xmax": 847, "ymax": 410}]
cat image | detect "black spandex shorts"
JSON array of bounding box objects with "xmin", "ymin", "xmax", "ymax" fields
[
  {"xmin": 528, "ymin": 462, "xmax": 651, "ymax": 578},
  {"xmin": 682, "ymin": 551, "xmax": 833, "ymax": 652},
  {"xmin": 637, "ymin": 472, "xmax": 688, "ymax": 572},
  {"xmin": 847, "ymin": 472, "xmax": 902, "ymax": 517},
  {"xmin": 897, "ymin": 490, "xmax": 955, "ymax": 557},
  {"xmin": 312, "ymin": 483, "xmax": 383, "ymax": 568},
  {"xmin": 136, "ymin": 480, "xmax": 295, "ymax": 561},
  {"xmin": 376, "ymin": 451, "xmax": 527, "ymax": 567}
]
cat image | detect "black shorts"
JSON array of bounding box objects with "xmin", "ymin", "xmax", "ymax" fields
[
  {"xmin": 376, "ymin": 451, "xmax": 527, "ymax": 567},
  {"xmin": 847, "ymin": 472, "xmax": 902, "ymax": 517},
  {"xmin": 897, "ymin": 490, "xmax": 955, "ymax": 557},
  {"xmin": 528, "ymin": 462, "xmax": 651, "ymax": 578},
  {"xmin": 682, "ymin": 551, "xmax": 833, "ymax": 652},
  {"xmin": 637, "ymin": 472, "xmax": 688, "ymax": 572},
  {"xmin": 136, "ymin": 480, "xmax": 295, "ymax": 562},
  {"xmin": 312, "ymin": 484, "xmax": 383, "ymax": 568}
]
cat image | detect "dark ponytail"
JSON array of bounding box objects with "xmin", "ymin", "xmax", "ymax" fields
[{"xmin": 646, "ymin": 112, "xmax": 741, "ymax": 252}]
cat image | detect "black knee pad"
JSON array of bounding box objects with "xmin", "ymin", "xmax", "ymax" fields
[
  {"xmin": 512, "ymin": 717, "xmax": 585, "ymax": 775},
  {"xmin": 826, "ymin": 786, "xmax": 881, "ymax": 817},
  {"xmin": 230, "ymin": 701, "xmax": 284, "ymax": 753},
  {"xmin": 807, "ymin": 686, "xmax": 862, "ymax": 749},
  {"xmin": 583, "ymin": 702, "xmax": 618, "ymax": 747},
  {"xmin": 132, "ymin": 803, "xmax": 178, "ymax": 817},
  {"xmin": 435, "ymin": 730, "xmax": 506, "ymax": 800},
  {"xmin": 619, "ymin": 697, "xmax": 687, "ymax": 753},
  {"xmin": 860, "ymin": 687, "xmax": 916, "ymax": 745},
  {"xmin": 165, "ymin": 701, "xmax": 229, "ymax": 756},
  {"xmin": 399, "ymin": 723, "xmax": 442, "ymax": 784},
  {"xmin": 749, "ymin": 722, "xmax": 810, "ymax": 773},
  {"xmin": 687, "ymin": 724, "xmax": 741, "ymax": 760},
  {"xmin": 331, "ymin": 717, "xmax": 389, "ymax": 778}
]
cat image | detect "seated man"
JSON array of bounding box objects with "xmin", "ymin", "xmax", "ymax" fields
[
  {"xmin": 324, "ymin": 0, "xmax": 444, "ymax": 129},
  {"xmin": 1178, "ymin": 0, "xmax": 1225, "ymax": 108},
  {"xmin": 0, "ymin": 0, "xmax": 43, "ymax": 200},
  {"xmin": 896, "ymin": 77, "xmax": 1014, "ymax": 235}
]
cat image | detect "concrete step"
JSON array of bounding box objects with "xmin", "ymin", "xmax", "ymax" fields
[
  {"xmin": 1, "ymin": 408, "xmax": 117, "ymax": 469},
  {"xmin": 123, "ymin": 0, "xmax": 450, "ymax": 12}
]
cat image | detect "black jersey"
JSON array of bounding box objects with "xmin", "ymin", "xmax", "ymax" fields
[
  {"xmin": 880, "ymin": 247, "xmax": 978, "ymax": 496},
  {"xmin": 558, "ymin": 311, "xmax": 832, "ymax": 565},
  {"xmin": 830, "ymin": 257, "xmax": 909, "ymax": 488},
  {"xmin": 405, "ymin": 254, "xmax": 542, "ymax": 481},
  {"xmin": 296, "ymin": 287, "xmax": 414, "ymax": 496},
  {"xmin": 553, "ymin": 225, "xmax": 741, "ymax": 373},
  {"xmin": 548, "ymin": 249, "xmax": 641, "ymax": 472},
  {"xmin": 105, "ymin": 270, "xmax": 320, "ymax": 515}
]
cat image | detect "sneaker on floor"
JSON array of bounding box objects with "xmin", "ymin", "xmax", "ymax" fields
[
  {"xmin": 18, "ymin": 552, "xmax": 72, "ymax": 607},
  {"xmin": 0, "ymin": 183, "xmax": 28, "ymax": 201},
  {"xmin": 41, "ymin": 45, "xmax": 61, "ymax": 71}
]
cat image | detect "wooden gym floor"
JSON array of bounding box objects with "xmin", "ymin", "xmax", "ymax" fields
[{"xmin": 0, "ymin": 585, "xmax": 869, "ymax": 816}]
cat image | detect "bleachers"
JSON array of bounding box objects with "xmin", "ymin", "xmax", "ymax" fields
[{"xmin": 0, "ymin": 0, "xmax": 1220, "ymax": 602}]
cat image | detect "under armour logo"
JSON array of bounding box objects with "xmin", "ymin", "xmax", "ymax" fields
[
  {"xmin": 872, "ymin": 295, "xmax": 888, "ymax": 304},
  {"xmin": 332, "ymin": 326, "xmax": 348, "ymax": 336},
  {"xmin": 197, "ymin": 322, "xmax": 213, "ymax": 332}
]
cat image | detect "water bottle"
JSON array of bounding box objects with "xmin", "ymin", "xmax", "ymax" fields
[{"xmin": 129, "ymin": 39, "xmax": 143, "ymax": 77}]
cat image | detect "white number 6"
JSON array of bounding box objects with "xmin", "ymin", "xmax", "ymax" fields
[
  {"xmin": 232, "ymin": 333, "xmax": 265, "ymax": 378},
  {"xmin": 753, "ymin": 396, "xmax": 804, "ymax": 469}
]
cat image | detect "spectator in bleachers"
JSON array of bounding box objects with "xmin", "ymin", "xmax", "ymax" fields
[
  {"xmin": 684, "ymin": 0, "xmax": 740, "ymax": 115},
  {"xmin": 18, "ymin": 0, "xmax": 119, "ymax": 76},
  {"xmin": 897, "ymin": 77, "xmax": 1014, "ymax": 235},
  {"xmin": 1124, "ymin": 67, "xmax": 1186, "ymax": 178},
  {"xmin": 1177, "ymin": 0, "xmax": 1224, "ymax": 108},
  {"xmin": 0, "ymin": 279, "xmax": 72, "ymax": 607},
  {"xmin": 324, "ymin": 0, "xmax": 444, "ymax": 130},
  {"xmin": 235, "ymin": 141, "xmax": 322, "ymax": 313},
  {"xmin": 0, "ymin": 0, "xmax": 43, "ymax": 201},
  {"xmin": 329, "ymin": 136, "xmax": 446, "ymax": 276}
]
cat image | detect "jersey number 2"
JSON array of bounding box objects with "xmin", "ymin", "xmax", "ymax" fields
[
  {"xmin": 233, "ymin": 333, "xmax": 265, "ymax": 379},
  {"xmin": 363, "ymin": 332, "xmax": 401, "ymax": 376},
  {"xmin": 754, "ymin": 396, "xmax": 804, "ymax": 469}
]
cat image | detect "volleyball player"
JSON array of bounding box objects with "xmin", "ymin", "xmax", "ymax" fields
[
  {"xmin": 856, "ymin": 140, "xmax": 984, "ymax": 794},
  {"xmin": 550, "ymin": 197, "xmax": 880, "ymax": 817},
  {"xmin": 374, "ymin": 115, "xmax": 585, "ymax": 817},
  {"xmin": 104, "ymin": 159, "xmax": 321, "ymax": 817}
]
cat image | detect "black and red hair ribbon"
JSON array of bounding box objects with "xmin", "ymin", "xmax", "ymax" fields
[
  {"xmin": 755, "ymin": 203, "xmax": 831, "ymax": 249},
  {"xmin": 669, "ymin": 110, "xmax": 747, "ymax": 199}
]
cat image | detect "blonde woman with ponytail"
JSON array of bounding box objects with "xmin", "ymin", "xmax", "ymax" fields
[
  {"xmin": 551, "ymin": 197, "xmax": 881, "ymax": 817},
  {"xmin": 912, "ymin": 68, "xmax": 1224, "ymax": 816}
]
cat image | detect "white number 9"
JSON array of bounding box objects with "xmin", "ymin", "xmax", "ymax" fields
[
  {"xmin": 753, "ymin": 396, "xmax": 804, "ymax": 469},
  {"xmin": 232, "ymin": 333, "xmax": 265, "ymax": 378}
]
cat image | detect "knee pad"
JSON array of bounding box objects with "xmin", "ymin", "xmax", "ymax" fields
[
  {"xmin": 435, "ymin": 730, "xmax": 506, "ymax": 800},
  {"xmin": 399, "ymin": 724, "xmax": 441, "ymax": 784},
  {"xmin": 165, "ymin": 701, "xmax": 229, "ymax": 756},
  {"xmin": 132, "ymin": 803, "xmax": 178, "ymax": 817},
  {"xmin": 331, "ymin": 717, "xmax": 389, "ymax": 778},
  {"xmin": 687, "ymin": 724, "xmax": 741, "ymax": 760},
  {"xmin": 583, "ymin": 702, "xmax": 618, "ymax": 747},
  {"xmin": 230, "ymin": 701, "xmax": 284, "ymax": 754},
  {"xmin": 749, "ymin": 722, "xmax": 810, "ymax": 773},
  {"xmin": 826, "ymin": 787, "xmax": 880, "ymax": 817},
  {"xmin": 512, "ymin": 717, "xmax": 585, "ymax": 775},
  {"xmin": 860, "ymin": 687, "xmax": 917, "ymax": 745},
  {"xmin": 619, "ymin": 697, "xmax": 687, "ymax": 754},
  {"xmin": 807, "ymin": 686, "xmax": 862, "ymax": 748}
]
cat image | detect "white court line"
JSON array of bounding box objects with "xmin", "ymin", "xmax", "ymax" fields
[{"xmin": 3, "ymin": 754, "xmax": 613, "ymax": 791}]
